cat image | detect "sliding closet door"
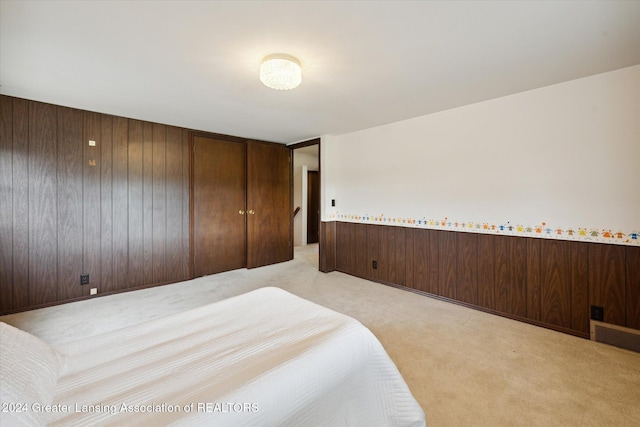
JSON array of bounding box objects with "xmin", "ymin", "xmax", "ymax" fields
[
  {"xmin": 192, "ymin": 136, "xmax": 246, "ymax": 276},
  {"xmin": 246, "ymin": 141, "xmax": 292, "ymax": 268}
]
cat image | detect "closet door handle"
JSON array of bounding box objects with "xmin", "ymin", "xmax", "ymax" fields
[
  {"xmin": 239, "ymin": 210, "xmax": 245, "ymax": 215},
  {"xmin": 248, "ymin": 210, "xmax": 255, "ymax": 215}
]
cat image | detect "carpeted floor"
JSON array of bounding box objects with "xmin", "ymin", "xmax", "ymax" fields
[{"xmin": 2, "ymin": 244, "xmax": 639, "ymax": 426}]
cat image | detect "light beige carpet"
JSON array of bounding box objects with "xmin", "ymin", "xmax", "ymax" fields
[{"xmin": 2, "ymin": 244, "xmax": 639, "ymax": 426}]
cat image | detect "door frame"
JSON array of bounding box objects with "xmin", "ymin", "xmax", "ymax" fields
[{"xmin": 288, "ymin": 138, "xmax": 321, "ymax": 261}]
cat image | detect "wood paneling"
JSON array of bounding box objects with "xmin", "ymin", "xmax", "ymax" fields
[
  {"xmin": 0, "ymin": 96, "xmax": 13, "ymax": 312},
  {"xmin": 507, "ymin": 237, "xmax": 528, "ymax": 318},
  {"xmin": 181, "ymin": 129, "xmax": 190, "ymax": 279},
  {"xmin": 100, "ymin": 114, "xmax": 114, "ymax": 293},
  {"xmin": 56, "ymin": 107, "xmax": 84, "ymax": 301},
  {"xmin": 404, "ymin": 228, "xmax": 416, "ymax": 289},
  {"xmin": 426, "ymin": 229, "xmax": 440, "ymax": 295},
  {"xmin": 526, "ymin": 238, "xmax": 542, "ymax": 321},
  {"xmin": 152, "ymin": 123, "xmax": 166, "ymax": 284},
  {"xmin": 142, "ymin": 122, "xmax": 153, "ymax": 286},
  {"xmin": 1, "ymin": 95, "xmax": 191, "ymax": 314},
  {"xmin": 337, "ymin": 221, "xmax": 364, "ymax": 278},
  {"xmin": 571, "ymin": 242, "xmax": 589, "ymax": 333},
  {"xmin": 385, "ymin": 226, "xmax": 406, "ymax": 286},
  {"xmin": 412, "ymin": 228, "xmax": 435, "ymax": 294},
  {"xmin": 319, "ymin": 221, "xmax": 336, "ymax": 273},
  {"xmin": 165, "ymin": 126, "xmax": 184, "ymax": 282},
  {"xmin": 589, "ymin": 244, "xmax": 626, "ymax": 326},
  {"xmin": 11, "ymin": 98, "xmax": 29, "ymax": 310},
  {"xmin": 477, "ymin": 234, "xmax": 496, "ymax": 310},
  {"xmin": 438, "ymin": 230, "xmax": 457, "ymax": 299},
  {"xmin": 366, "ymin": 224, "xmax": 379, "ymax": 281},
  {"xmin": 354, "ymin": 222, "xmax": 368, "ymax": 279},
  {"xmin": 494, "ymin": 235, "xmax": 509, "ymax": 313},
  {"xmin": 626, "ymin": 246, "xmax": 640, "ymax": 330},
  {"xmin": 29, "ymin": 101, "xmax": 58, "ymax": 305},
  {"xmin": 457, "ymin": 232, "xmax": 478, "ymax": 305},
  {"xmin": 540, "ymin": 240, "xmax": 572, "ymax": 328},
  {"xmin": 127, "ymin": 120, "xmax": 144, "ymax": 288},
  {"xmin": 112, "ymin": 116, "xmax": 129, "ymax": 291},
  {"xmin": 83, "ymin": 111, "xmax": 102, "ymax": 296},
  {"xmin": 335, "ymin": 222, "xmax": 353, "ymax": 274},
  {"xmin": 328, "ymin": 220, "xmax": 640, "ymax": 338}
]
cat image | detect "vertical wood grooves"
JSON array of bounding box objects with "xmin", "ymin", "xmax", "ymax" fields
[
  {"xmin": 438, "ymin": 230, "xmax": 457, "ymax": 300},
  {"xmin": 589, "ymin": 244, "xmax": 625, "ymax": 326},
  {"xmin": 142, "ymin": 122, "xmax": 153, "ymax": 286},
  {"xmin": 1, "ymin": 95, "xmax": 191, "ymax": 314},
  {"xmin": 152, "ymin": 123, "xmax": 166, "ymax": 284},
  {"xmin": 388, "ymin": 226, "xmax": 406, "ymax": 286},
  {"xmin": 494, "ymin": 236, "xmax": 508, "ymax": 313},
  {"xmin": 571, "ymin": 242, "xmax": 589, "ymax": 333},
  {"xmin": 526, "ymin": 238, "xmax": 541, "ymax": 321},
  {"xmin": 83, "ymin": 111, "xmax": 101, "ymax": 297},
  {"xmin": 127, "ymin": 120, "xmax": 144, "ymax": 288},
  {"xmin": 181, "ymin": 129, "xmax": 190, "ymax": 279},
  {"xmin": 100, "ymin": 114, "xmax": 114, "ymax": 293},
  {"xmin": 331, "ymin": 221, "xmax": 638, "ymax": 337},
  {"xmin": 319, "ymin": 221, "xmax": 336, "ymax": 273},
  {"xmin": 56, "ymin": 106, "xmax": 83, "ymax": 301},
  {"xmin": 29, "ymin": 101, "xmax": 58, "ymax": 305},
  {"xmin": 540, "ymin": 240, "xmax": 571, "ymax": 328},
  {"xmin": 0, "ymin": 97, "xmax": 14, "ymax": 312},
  {"xmin": 507, "ymin": 237, "xmax": 527, "ymax": 318},
  {"xmin": 626, "ymin": 247, "xmax": 640, "ymax": 330},
  {"xmin": 366, "ymin": 224, "xmax": 379, "ymax": 281},
  {"xmin": 477, "ymin": 235, "xmax": 495, "ymax": 310},
  {"xmin": 112, "ymin": 116, "xmax": 129, "ymax": 291},
  {"xmin": 11, "ymin": 98, "xmax": 29, "ymax": 310},
  {"xmin": 457, "ymin": 232, "xmax": 477, "ymax": 305}
]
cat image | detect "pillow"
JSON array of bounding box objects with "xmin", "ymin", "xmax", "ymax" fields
[{"xmin": 0, "ymin": 322, "xmax": 65, "ymax": 426}]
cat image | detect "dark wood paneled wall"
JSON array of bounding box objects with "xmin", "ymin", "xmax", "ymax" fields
[
  {"xmin": 0, "ymin": 95, "xmax": 190, "ymax": 314},
  {"xmin": 331, "ymin": 221, "xmax": 640, "ymax": 337},
  {"xmin": 319, "ymin": 221, "xmax": 336, "ymax": 272}
]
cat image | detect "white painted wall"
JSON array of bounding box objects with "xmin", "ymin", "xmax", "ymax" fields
[
  {"xmin": 322, "ymin": 65, "xmax": 640, "ymax": 246},
  {"xmin": 294, "ymin": 151, "xmax": 319, "ymax": 171}
]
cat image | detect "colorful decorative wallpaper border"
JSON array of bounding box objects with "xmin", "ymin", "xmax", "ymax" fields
[{"xmin": 327, "ymin": 213, "xmax": 640, "ymax": 247}]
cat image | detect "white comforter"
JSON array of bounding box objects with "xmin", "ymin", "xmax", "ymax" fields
[{"xmin": 48, "ymin": 287, "xmax": 425, "ymax": 426}]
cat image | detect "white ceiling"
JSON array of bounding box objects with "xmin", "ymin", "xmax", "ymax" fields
[{"xmin": 2, "ymin": 1, "xmax": 640, "ymax": 144}]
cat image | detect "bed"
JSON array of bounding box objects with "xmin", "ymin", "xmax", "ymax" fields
[{"xmin": 1, "ymin": 287, "xmax": 425, "ymax": 426}]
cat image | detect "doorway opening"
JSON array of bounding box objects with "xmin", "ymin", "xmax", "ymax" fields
[{"xmin": 289, "ymin": 139, "xmax": 320, "ymax": 249}]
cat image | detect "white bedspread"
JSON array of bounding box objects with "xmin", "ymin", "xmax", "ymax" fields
[{"xmin": 48, "ymin": 287, "xmax": 425, "ymax": 426}]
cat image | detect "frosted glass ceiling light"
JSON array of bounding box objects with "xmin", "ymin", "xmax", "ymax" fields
[{"xmin": 260, "ymin": 54, "xmax": 302, "ymax": 90}]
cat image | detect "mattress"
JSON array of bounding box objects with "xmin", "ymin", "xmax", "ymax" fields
[{"xmin": 15, "ymin": 287, "xmax": 425, "ymax": 426}]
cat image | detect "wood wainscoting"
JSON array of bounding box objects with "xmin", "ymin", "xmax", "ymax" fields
[
  {"xmin": 320, "ymin": 221, "xmax": 640, "ymax": 338},
  {"xmin": 319, "ymin": 221, "xmax": 336, "ymax": 273}
]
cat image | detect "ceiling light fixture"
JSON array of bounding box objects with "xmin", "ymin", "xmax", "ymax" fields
[{"xmin": 260, "ymin": 54, "xmax": 302, "ymax": 90}]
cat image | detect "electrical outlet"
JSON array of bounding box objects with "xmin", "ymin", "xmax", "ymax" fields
[
  {"xmin": 90, "ymin": 288, "xmax": 98, "ymax": 295},
  {"xmin": 591, "ymin": 305, "xmax": 604, "ymax": 321},
  {"xmin": 80, "ymin": 274, "xmax": 89, "ymax": 285},
  {"xmin": 372, "ymin": 260, "xmax": 378, "ymax": 270},
  {"xmin": 331, "ymin": 199, "xmax": 336, "ymax": 207}
]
